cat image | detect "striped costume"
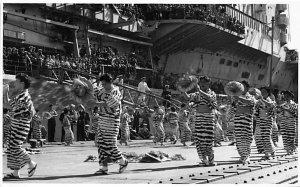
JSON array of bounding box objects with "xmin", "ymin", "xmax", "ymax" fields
[
  {"xmin": 91, "ymin": 112, "xmax": 101, "ymax": 145},
  {"xmin": 254, "ymin": 105, "xmax": 264, "ymax": 153},
  {"xmin": 94, "ymin": 85, "xmax": 123, "ymax": 164},
  {"xmin": 152, "ymin": 109, "xmax": 165, "ymax": 144},
  {"xmin": 188, "ymin": 89, "xmax": 217, "ymax": 164},
  {"xmin": 31, "ymin": 114, "xmax": 42, "ymax": 140},
  {"xmin": 3, "ymin": 114, "xmax": 11, "ymax": 147},
  {"xmin": 189, "ymin": 109, "xmax": 196, "ymax": 142},
  {"xmin": 255, "ymin": 97, "xmax": 276, "ymax": 156},
  {"xmin": 119, "ymin": 112, "xmax": 131, "ymax": 144},
  {"xmin": 233, "ymin": 93, "xmax": 256, "ymax": 162},
  {"xmin": 7, "ymin": 89, "xmax": 35, "ymax": 170},
  {"xmin": 167, "ymin": 111, "xmax": 179, "ymax": 142},
  {"xmin": 178, "ymin": 109, "xmax": 191, "ymax": 145},
  {"xmin": 280, "ymin": 100, "xmax": 298, "ymax": 154}
]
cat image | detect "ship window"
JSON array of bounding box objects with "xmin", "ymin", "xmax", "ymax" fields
[
  {"xmin": 219, "ymin": 58, "xmax": 225, "ymax": 64},
  {"xmin": 227, "ymin": 60, "xmax": 232, "ymax": 66},
  {"xmin": 233, "ymin": 62, "xmax": 239, "ymax": 67},
  {"xmin": 241, "ymin": 72, "xmax": 250, "ymax": 79},
  {"xmin": 258, "ymin": 74, "xmax": 264, "ymax": 80}
]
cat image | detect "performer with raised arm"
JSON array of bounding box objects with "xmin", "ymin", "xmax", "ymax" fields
[
  {"xmin": 3, "ymin": 73, "xmax": 37, "ymax": 179},
  {"xmin": 182, "ymin": 76, "xmax": 218, "ymax": 166},
  {"xmin": 230, "ymin": 81, "xmax": 257, "ymax": 164},
  {"xmin": 70, "ymin": 74, "xmax": 129, "ymax": 175}
]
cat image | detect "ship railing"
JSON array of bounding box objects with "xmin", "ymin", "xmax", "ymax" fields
[{"xmin": 225, "ymin": 5, "xmax": 271, "ymax": 35}]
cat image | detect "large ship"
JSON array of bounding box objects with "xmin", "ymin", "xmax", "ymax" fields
[{"xmin": 3, "ymin": 4, "xmax": 298, "ymax": 98}]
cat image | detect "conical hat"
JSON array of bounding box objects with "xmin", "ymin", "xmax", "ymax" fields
[{"xmin": 224, "ymin": 81, "xmax": 244, "ymax": 96}]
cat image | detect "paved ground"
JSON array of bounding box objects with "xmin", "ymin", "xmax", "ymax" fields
[{"xmin": 2, "ymin": 136, "xmax": 297, "ymax": 184}]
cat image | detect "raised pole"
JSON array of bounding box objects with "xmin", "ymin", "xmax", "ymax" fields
[{"xmin": 270, "ymin": 16, "xmax": 275, "ymax": 90}]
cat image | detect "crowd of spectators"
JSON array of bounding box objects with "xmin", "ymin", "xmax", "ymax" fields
[
  {"xmin": 115, "ymin": 4, "xmax": 245, "ymax": 35},
  {"xmin": 3, "ymin": 45, "xmax": 152, "ymax": 78}
]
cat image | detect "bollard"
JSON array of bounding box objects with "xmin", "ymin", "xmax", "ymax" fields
[
  {"xmin": 244, "ymin": 181, "xmax": 247, "ymax": 183},
  {"xmin": 252, "ymin": 178, "xmax": 255, "ymax": 181}
]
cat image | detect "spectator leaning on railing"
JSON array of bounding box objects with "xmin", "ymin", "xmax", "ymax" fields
[{"xmin": 3, "ymin": 45, "xmax": 152, "ymax": 77}]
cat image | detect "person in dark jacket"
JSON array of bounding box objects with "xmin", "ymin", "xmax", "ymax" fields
[
  {"xmin": 77, "ymin": 104, "xmax": 90, "ymax": 141},
  {"xmin": 47, "ymin": 104, "xmax": 58, "ymax": 142},
  {"xmin": 161, "ymin": 85, "xmax": 172, "ymax": 108}
]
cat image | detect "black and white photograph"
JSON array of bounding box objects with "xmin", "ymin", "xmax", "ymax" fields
[{"xmin": 1, "ymin": 2, "xmax": 299, "ymax": 185}]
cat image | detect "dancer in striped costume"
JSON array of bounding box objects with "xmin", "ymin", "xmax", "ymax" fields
[
  {"xmin": 253, "ymin": 96, "xmax": 264, "ymax": 154},
  {"xmin": 153, "ymin": 106, "xmax": 165, "ymax": 146},
  {"xmin": 279, "ymin": 91, "xmax": 298, "ymax": 155},
  {"xmin": 93, "ymin": 73, "xmax": 128, "ymax": 175},
  {"xmin": 91, "ymin": 107, "xmax": 100, "ymax": 146},
  {"xmin": 31, "ymin": 110, "xmax": 42, "ymax": 140},
  {"xmin": 119, "ymin": 107, "xmax": 131, "ymax": 146},
  {"xmin": 256, "ymin": 87, "xmax": 276, "ymax": 159},
  {"xmin": 178, "ymin": 103, "xmax": 191, "ymax": 146},
  {"xmin": 232, "ymin": 81, "xmax": 257, "ymax": 164},
  {"xmin": 3, "ymin": 108, "xmax": 11, "ymax": 148},
  {"xmin": 166, "ymin": 107, "xmax": 179, "ymax": 144},
  {"xmin": 3, "ymin": 73, "xmax": 37, "ymax": 179},
  {"xmin": 183, "ymin": 76, "xmax": 217, "ymax": 166},
  {"xmin": 62, "ymin": 109, "xmax": 74, "ymax": 146}
]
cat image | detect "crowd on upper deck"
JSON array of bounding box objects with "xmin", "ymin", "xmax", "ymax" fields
[{"xmin": 115, "ymin": 4, "xmax": 245, "ymax": 35}]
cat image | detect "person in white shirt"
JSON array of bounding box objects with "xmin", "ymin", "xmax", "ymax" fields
[{"xmin": 137, "ymin": 77, "xmax": 151, "ymax": 106}]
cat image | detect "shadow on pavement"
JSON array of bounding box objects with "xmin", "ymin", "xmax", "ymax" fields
[
  {"xmin": 130, "ymin": 160, "xmax": 240, "ymax": 172},
  {"xmin": 9, "ymin": 173, "xmax": 107, "ymax": 181}
]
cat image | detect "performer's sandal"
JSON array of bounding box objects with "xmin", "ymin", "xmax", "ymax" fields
[
  {"xmin": 28, "ymin": 163, "xmax": 38, "ymax": 177},
  {"xmin": 94, "ymin": 169, "xmax": 108, "ymax": 175},
  {"xmin": 3, "ymin": 173, "xmax": 20, "ymax": 179},
  {"xmin": 119, "ymin": 160, "xmax": 129, "ymax": 173}
]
